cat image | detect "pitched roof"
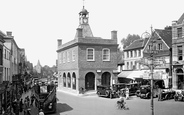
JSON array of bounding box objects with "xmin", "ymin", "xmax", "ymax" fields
[
  {"xmin": 155, "ymin": 29, "xmax": 172, "ymax": 48},
  {"xmin": 124, "ymin": 38, "xmax": 148, "ymax": 51},
  {"xmin": 177, "ymin": 13, "xmax": 184, "ymax": 24}
]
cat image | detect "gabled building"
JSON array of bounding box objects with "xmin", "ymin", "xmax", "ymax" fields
[
  {"xmin": 172, "ymin": 13, "xmax": 184, "ymax": 89},
  {"xmin": 142, "ymin": 28, "xmax": 172, "ymax": 88},
  {"xmin": 0, "ymin": 31, "xmax": 5, "ymax": 83},
  {"xmin": 118, "ymin": 38, "xmax": 148, "ymax": 83},
  {"xmin": 57, "ymin": 6, "xmax": 118, "ymax": 94}
]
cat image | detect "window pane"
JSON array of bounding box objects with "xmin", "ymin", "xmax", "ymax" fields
[
  {"xmin": 87, "ymin": 48, "xmax": 94, "ymax": 60},
  {"xmin": 103, "ymin": 49, "xmax": 110, "ymax": 61}
]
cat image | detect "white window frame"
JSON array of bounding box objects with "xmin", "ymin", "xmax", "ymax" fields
[
  {"xmin": 86, "ymin": 48, "xmax": 95, "ymax": 61},
  {"xmin": 63, "ymin": 52, "xmax": 66, "ymax": 63},
  {"xmin": 102, "ymin": 48, "xmax": 110, "ymax": 61},
  {"xmin": 67, "ymin": 51, "xmax": 70, "ymax": 62},
  {"xmin": 72, "ymin": 50, "xmax": 75, "ymax": 61}
]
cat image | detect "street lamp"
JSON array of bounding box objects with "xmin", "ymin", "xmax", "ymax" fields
[{"xmin": 140, "ymin": 28, "xmax": 161, "ymax": 115}]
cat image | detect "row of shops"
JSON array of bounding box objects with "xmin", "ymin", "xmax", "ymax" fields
[
  {"xmin": 118, "ymin": 69, "xmax": 171, "ymax": 88},
  {"xmin": 0, "ymin": 74, "xmax": 32, "ymax": 114}
]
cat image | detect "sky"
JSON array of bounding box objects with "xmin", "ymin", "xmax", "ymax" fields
[{"xmin": 0, "ymin": 0, "xmax": 183, "ymax": 67}]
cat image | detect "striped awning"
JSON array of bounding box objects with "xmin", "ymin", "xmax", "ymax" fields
[
  {"xmin": 118, "ymin": 71, "xmax": 133, "ymax": 79},
  {"xmin": 118, "ymin": 70, "xmax": 144, "ymax": 80}
]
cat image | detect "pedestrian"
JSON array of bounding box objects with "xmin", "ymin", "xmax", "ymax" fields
[
  {"xmin": 12, "ymin": 99, "xmax": 17, "ymax": 114},
  {"xmin": 125, "ymin": 87, "xmax": 129, "ymax": 100},
  {"xmin": 158, "ymin": 87, "xmax": 163, "ymax": 101},
  {"xmin": 19, "ymin": 99, "xmax": 23, "ymax": 113},
  {"xmin": 26, "ymin": 96, "xmax": 30, "ymax": 107},
  {"xmin": 31, "ymin": 94, "xmax": 35, "ymax": 106},
  {"xmin": 39, "ymin": 109, "xmax": 44, "ymax": 115},
  {"xmin": 23, "ymin": 99, "xmax": 28, "ymax": 115}
]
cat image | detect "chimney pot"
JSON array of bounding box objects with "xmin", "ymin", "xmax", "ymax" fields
[
  {"xmin": 111, "ymin": 30, "xmax": 117, "ymax": 40},
  {"xmin": 77, "ymin": 28, "xmax": 83, "ymax": 38},
  {"xmin": 6, "ymin": 31, "xmax": 12, "ymax": 36},
  {"xmin": 57, "ymin": 39, "xmax": 62, "ymax": 46}
]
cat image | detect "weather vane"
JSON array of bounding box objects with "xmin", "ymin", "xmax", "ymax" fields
[{"xmin": 83, "ymin": 0, "xmax": 85, "ymax": 8}]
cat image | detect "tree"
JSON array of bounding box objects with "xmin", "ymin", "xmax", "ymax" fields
[{"xmin": 121, "ymin": 34, "xmax": 141, "ymax": 49}]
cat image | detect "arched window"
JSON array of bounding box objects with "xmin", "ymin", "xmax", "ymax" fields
[
  {"xmin": 72, "ymin": 73, "xmax": 76, "ymax": 90},
  {"xmin": 67, "ymin": 73, "xmax": 71, "ymax": 88},
  {"xmin": 63, "ymin": 73, "xmax": 66, "ymax": 87}
]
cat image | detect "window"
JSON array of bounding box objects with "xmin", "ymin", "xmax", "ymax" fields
[
  {"xmin": 130, "ymin": 51, "xmax": 133, "ymax": 57},
  {"xmin": 134, "ymin": 61, "xmax": 137, "ymax": 69},
  {"xmin": 127, "ymin": 62, "xmax": 129, "ymax": 70},
  {"xmin": 157, "ymin": 43, "xmax": 162, "ymax": 50},
  {"xmin": 58, "ymin": 53, "xmax": 61, "ymax": 64},
  {"xmin": 134, "ymin": 50, "xmax": 137, "ymax": 57},
  {"xmin": 67, "ymin": 51, "xmax": 70, "ymax": 62},
  {"xmin": 131, "ymin": 62, "xmax": 133, "ymax": 69},
  {"xmin": 177, "ymin": 27, "xmax": 182, "ymax": 38},
  {"xmin": 139, "ymin": 50, "xmax": 141, "ymax": 57},
  {"xmin": 127, "ymin": 52, "xmax": 129, "ymax": 58},
  {"xmin": 148, "ymin": 45, "xmax": 152, "ymax": 50},
  {"xmin": 0, "ymin": 49, "xmax": 2, "ymax": 65},
  {"xmin": 102, "ymin": 48, "xmax": 110, "ymax": 61},
  {"xmin": 63, "ymin": 52, "xmax": 66, "ymax": 63},
  {"xmin": 178, "ymin": 46, "xmax": 183, "ymax": 60},
  {"xmin": 72, "ymin": 50, "xmax": 75, "ymax": 61},
  {"xmin": 87, "ymin": 48, "xmax": 94, "ymax": 61}
]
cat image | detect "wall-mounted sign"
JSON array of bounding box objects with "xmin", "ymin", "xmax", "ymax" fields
[{"xmin": 96, "ymin": 70, "xmax": 101, "ymax": 73}]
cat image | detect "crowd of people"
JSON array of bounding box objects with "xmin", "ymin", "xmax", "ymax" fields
[{"xmin": 11, "ymin": 85, "xmax": 35, "ymax": 115}]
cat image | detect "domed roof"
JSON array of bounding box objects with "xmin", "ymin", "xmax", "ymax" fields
[{"xmin": 79, "ymin": 7, "xmax": 88, "ymax": 15}]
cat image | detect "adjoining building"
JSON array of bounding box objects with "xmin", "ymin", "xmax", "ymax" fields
[
  {"xmin": 119, "ymin": 27, "xmax": 172, "ymax": 88},
  {"xmin": 172, "ymin": 13, "xmax": 184, "ymax": 89},
  {"xmin": 57, "ymin": 6, "xmax": 118, "ymax": 94}
]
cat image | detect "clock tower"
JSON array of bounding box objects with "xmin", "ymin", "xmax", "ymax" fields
[
  {"xmin": 75, "ymin": 5, "xmax": 93, "ymax": 38},
  {"xmin": 79, "ymin": 6, "xmax": 89, "ymax": 25}
]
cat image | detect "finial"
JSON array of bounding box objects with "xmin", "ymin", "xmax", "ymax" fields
[{"xmin": 83, "ymin": 0, "xmax": 85, "ymax": 9}]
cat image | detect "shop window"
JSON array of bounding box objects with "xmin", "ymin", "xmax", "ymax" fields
[
  {"xmin": 177, "ymin": 27, "xmax": 182, "ymax": 38},
  {"xmin": 177, "ymin": 46, "xmax": 183, "ymax": 60}
]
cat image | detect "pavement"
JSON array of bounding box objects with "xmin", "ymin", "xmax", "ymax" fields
[{"xmin": 19, "ymin": 90, "xmax": 38, "ymax": 115}]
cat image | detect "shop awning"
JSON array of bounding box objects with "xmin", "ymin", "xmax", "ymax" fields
[
  {"xmin": 127, "ymin": 71, "xmax": 144, "ymax": 79},
  {"xmin": 118, "ymin": 70, "xmax": 144, "ymax": 80},
  {"xmin": 118, "ymin": 71, "xmax": 133, "ymax": 79}
]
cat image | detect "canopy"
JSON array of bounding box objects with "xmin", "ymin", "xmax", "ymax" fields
[{"xmin": 118, "ymin": 71, "xmax": 144, "ymax": 80}]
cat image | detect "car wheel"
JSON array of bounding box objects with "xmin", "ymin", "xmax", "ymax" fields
[
  {"xmin": 174, "ymin": 96, "xmax": 178, "ymax": 101},
  {"xmin": 97, "ymin": 91, "xmax": 100, "ymax": 96},
  {"xmin": 110, "ymin": 94, "xmax": 113, "ymax": 99},
  {"xmin": 105, "ymin": 91, "xmax": 109, "ymax": 97}
]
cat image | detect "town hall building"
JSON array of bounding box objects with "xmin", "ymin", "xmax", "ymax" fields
[{"xmin": 57, "ymin": 6, "xmax": 118, "ymax": 94}]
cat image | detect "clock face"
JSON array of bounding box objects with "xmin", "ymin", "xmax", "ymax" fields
[{"xmin": 83, "ymin": 18, "xmax": 88, "ymax": 23}]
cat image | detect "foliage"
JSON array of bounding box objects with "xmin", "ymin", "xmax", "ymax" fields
[{"xmin": 120, "ymin": 34, "xmax": 141, "ymax": 49}]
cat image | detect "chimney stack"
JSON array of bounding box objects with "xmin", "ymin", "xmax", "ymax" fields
[
  {"xmin": 77, "ymin": 28, "xmax": 83, "ymax": 38},
  {"xmin": 6, "ymin": 31, "xmax": 12, "ymax": 36},
  {"xmin": 111, "ymin": 30, "xmax": 117, "ymax": 40},
  {"xmin": 57, "ymin": 39, "xmax": 62, "ymax": 47}
]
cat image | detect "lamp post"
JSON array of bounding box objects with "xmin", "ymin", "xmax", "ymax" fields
[{"xmin": 141, "ymin": 28, "xmax": 160, "ymax": 115}]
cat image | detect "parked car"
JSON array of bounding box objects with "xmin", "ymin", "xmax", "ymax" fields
[
  {"xmin": 112, "ymin": 83, "xmax": 127, "ymax": 97},
  {"xmin": 96, "ymin": 85, "xmax": 118, "ymax": 99},
  {"xmin": 161, "ymin": 89, "xmax": 175, "ymax": 100},
  {"xmin": 174, "ymin": 90, "xmax": 184, "ymax": 101},
  {"xmin": 136, "ymin": 85, "xmax": 159, "ymax": 99},
  {"xmin": 136, "ymin": 79, "xmax": 165, "ymax": 98}
]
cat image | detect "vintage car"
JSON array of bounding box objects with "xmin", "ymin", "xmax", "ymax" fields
[
  {"xmin": 136, "ymin": 85, "xmax": 159, "ymax": 99},
  {"xmin": 112, "ymin": 83, "xmax": 127, "ymax": 97},
  {"xmin": 161, "ymin": 89, "xmax": 175, "ymax": 100},
  {"xmin": 125, "ymin": 83, "xmax": 140, "ymax": 96},
  {"xmin": 96, "ymin": 85, "xmax": 118, "ymax": 99},
  {"xmin": 136, "ymin": 79, "xmax": 165, "ymax": 98},
  {"xmin": 174, "ymin": 90, "xmax": 184, "ymax": 101}
]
